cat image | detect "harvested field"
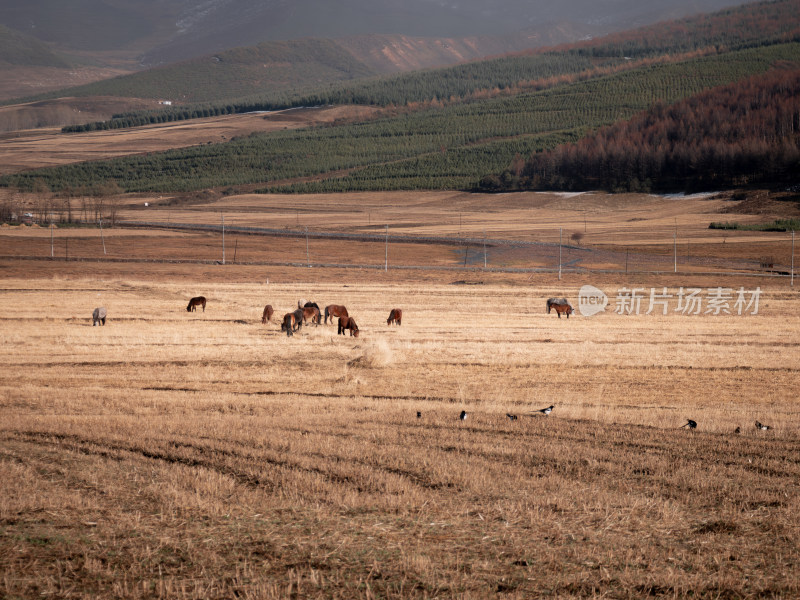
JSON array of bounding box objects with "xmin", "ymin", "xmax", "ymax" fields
[
  {"xmin": 1, "ymin": 273, "xmax": 799, "ymax": 598},
  {"xmin": 0, "ymin": 106, "xmax": 381, "ymax": 172}
]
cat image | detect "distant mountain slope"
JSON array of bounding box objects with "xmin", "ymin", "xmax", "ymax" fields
[
  {"xmin": 52, "ymin": 0, "xmax": 800, "ymax": 129},
  {"xmin": 0, "ymin": 0, "xmax": 177, "ymax": 53},
  {"xmin": 135, "ymin": 0, "xmax": 763, "ymax": 66},
  {"xmin": 0, "ymin": 0, "xmax": 756, "ymax": 67},
  {"xmin": 0, "ymin": 24, "xmax": 70, "ymax": 68},
  {"xmin": 14, "ymin": 39, "xmax": 377, "ymax": 105}
]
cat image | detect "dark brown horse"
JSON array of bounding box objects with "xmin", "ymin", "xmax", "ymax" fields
[
  {"xmin": 261, "ymin": 304, "xmax": 274, "ymax": 324},
  {"xmin": 302, "ymin": 306, "xmax": 321, "ymax": 326},
  {"xmin": 338, "ymin": 316, "xmax": 359, "ymax": 337},
  {"xmin": 187, "ymin": 296, "xmax": 206, "ymax": 312},
  {"xmin": 546, "ymin": 297, "xmax": 573, "ymax": 318},
  {"xmin": 387, "ymin": 308, "xmax": 402, "ymax": 326},
  {"xmin": 325, "ymin": 304, "xmax": 348, "ymax": 324},
  {"xmin": 281, "ymin": 309, "xmax": 304, "ymax": 337}
]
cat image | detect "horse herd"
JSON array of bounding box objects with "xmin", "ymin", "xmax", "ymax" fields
[
  {"xmin": 91, "ymin": 296, "xmax": 567, "ymax": 330},
  {"xmin": 259, "ymin": 300, "xmax": 402, "ymax": 338}
]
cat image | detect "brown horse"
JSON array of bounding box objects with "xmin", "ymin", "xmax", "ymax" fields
[
  {"xmin": 281, "ymin": 309, "xmax": 304, "ymax": 337},
  {"xmin": 338, "ymin": 316, "xmax": 359, "ymax": 337},
  {"xmin": 387, "ymin": 308, "xmax": 402, "ymax": 326},
  {"xmin": 546, "ymin": 297, "xmax": 573, "ymax": 318},
  {"xmin": 261, "ymin": 304, "xmax": 274, "ymax": 324},
  {"xmin": 302, "ymin": 306, "xmax": 321, "ymax": 326},
  {"xmin": 187, "ymin": 296, "xmax": 206, "ymax": 312},
  {"xmin": 324, "ymin": 304, "xmax": 348, "ymax": 324}
]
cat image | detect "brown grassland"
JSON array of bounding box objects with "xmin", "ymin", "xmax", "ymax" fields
[{"xmin": 1, "ymin": 189, "xmax": 800, "ymax": 599}]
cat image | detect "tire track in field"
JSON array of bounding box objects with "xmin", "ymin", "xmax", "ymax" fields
[{"xmin": 2, "ymin": 430, "xmax": 455, "ymax": 499}]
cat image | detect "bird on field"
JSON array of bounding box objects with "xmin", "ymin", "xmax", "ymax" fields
[
  {"xmin": 755, "ymin": 421, "xmax": 771, "ymax": 431},
  {"xmin": 459, "ymin": 410, "xmax": 468, "ymax": 421},
  {"xmin": 416, "ymin": 411, "xmax": 422, "ymax": 419},
  {"xmin": 680, "ymin": 419, "xmax": 697, "ymax": 430},
  {"xmin": 536, "ymin": 405, "xmax": 554, "ymax": 416},
  {"xmin": 506, "ymin": 413, "xmax": 518, "ymax": 421},
  {"xmin": 734, "ymin": 426, "xmax": 741, "ymax": 434}
]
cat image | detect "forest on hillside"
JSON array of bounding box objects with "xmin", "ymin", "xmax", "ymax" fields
[
  {"xmin": 495, "ymin": 67, "xmax": 800, "ymax": 193},
  {"xmin": 3, "ymin": 43, "xmax": 798, "ymax": 195}
]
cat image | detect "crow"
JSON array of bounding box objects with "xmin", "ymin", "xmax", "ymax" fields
[
  {"xmin": 506, "ymin": 413, "xmax": 518, "ymax": 421},
  {"xmin": 680, "ymin": 419, "xmax": 697, "ymax": 430},
  {"xmin": 755, "ymin": 421, "xmax": 771, "ymax": 431},
  {"xmin": 734, "ymin": 426, "xmax": 740, "ymax": 434},
  {"xmin": 536, "ymin": 405, "xmax": 554, "ymax": 416},
  {"xmin": 459, "ymin": 410, "xmax": 467, "ymax": 421},
  {"xmin": 416, "ymin": 411, "xmax": 422, "ymax": 419}
]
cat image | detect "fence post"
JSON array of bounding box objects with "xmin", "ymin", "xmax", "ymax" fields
[{"xmin": 558, "ymin": 228, "xmax": 562, "ymax": 280}]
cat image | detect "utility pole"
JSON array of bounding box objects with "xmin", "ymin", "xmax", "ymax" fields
[
  {"xmin": 558, "ymin": 227, "xmax": 562, "ymax": 280},
  {"xmin": 222, "ymin": 214, "xmax": 225, "ymax": 265},
  {"xmin": 673, "ymin": 219, "xmax": 677, "ymax": 273},
  {"xmin": 99, "ymin": 218, "xmax": 106, "ymax": 255},
  {"xmin": 385, "ymin": 225, "xmax": 389, "ymax": 272},
  {"xmin": 305, "ymin": 226, "xmax": 310, "ymax": 267}
]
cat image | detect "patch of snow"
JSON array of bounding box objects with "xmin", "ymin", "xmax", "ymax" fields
[{"xmin": 659, "ymin": 192, "xmax": 719, "ymax": 200}]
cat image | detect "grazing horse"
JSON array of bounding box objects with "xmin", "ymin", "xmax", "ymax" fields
[
  {"xmin": 546, "ymin": 297, "xmax": 573, "ymax": 318},
  {"xmin": 281, "ymin": 309, "xmax": 304, "ymax": 337},
  {"xmin": 92, "ymin": 307, "xmax": 107, "ymax": 326},
  {"xmin": 338, "ymin": 316, "xmax": 359, "ymax": 337},
  {"xmin": 324, "ymin": 304, "xmax": 349, "ymax": 324},
  {"xmin": 261, "ymin": 304, "xmax": 274, "ymax": 324},
  {"xmin": 387, "ymin": 308, "xmax": 402, "ymax": 326},
  {"xmin": 302, "ymin": 306, "xmax": 321, "ymax": 326},
  {"xmin": 187, "ymin": 296, "xmax": 206, "ymax": 312}
]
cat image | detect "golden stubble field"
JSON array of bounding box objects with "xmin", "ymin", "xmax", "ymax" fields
[{"xmin": 1, "ymin": 269, "xmax": 799, "ymax": 598}]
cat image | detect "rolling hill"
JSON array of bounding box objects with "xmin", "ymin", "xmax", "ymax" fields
[{"xmin": 0, "ymin": 0, "xmax": 759, "ymax": 103}]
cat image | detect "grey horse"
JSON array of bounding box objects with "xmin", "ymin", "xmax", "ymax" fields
[{"xmin": 92, "ymin": 307, "xmax": 107, "ymax": 326}]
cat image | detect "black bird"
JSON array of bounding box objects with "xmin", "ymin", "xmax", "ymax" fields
[
  {"xmin": 459, "ymin": 410, "xmax": 467, "ymax": 421},
  {"xmin": 536, "ymin": 405, "xmax": 554, "ymax": 416},
  {"xmin": 506, "ymin": 413, "xmax": 518, "ymax": 421},
  {"xmin": 416, "ymin": 411, "xmax": 421, "ymax": 419},
  {"xmin": 680, "ymin": 419, "xmax": 697, "ymax": 430},
  {"xmin": 755, "ymin": 421, "xmax": 771, "ymax": 431},
  {"xmin": 734, "ymin": 426, "xmax": 741, "ymax": 434}
]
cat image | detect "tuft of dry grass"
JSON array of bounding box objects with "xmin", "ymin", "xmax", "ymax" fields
[{"xmin": 349, "ymin": 337, "xmax": 394, "ymax": 368}]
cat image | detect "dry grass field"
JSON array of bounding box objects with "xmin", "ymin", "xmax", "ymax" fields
[
  {"xmin": 2, "ymin": 189, "xmax": 800, "ymax": 598},
  {"xmin": 0, "ymin": 106, "xmax": 381, "ymax": 172}
]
